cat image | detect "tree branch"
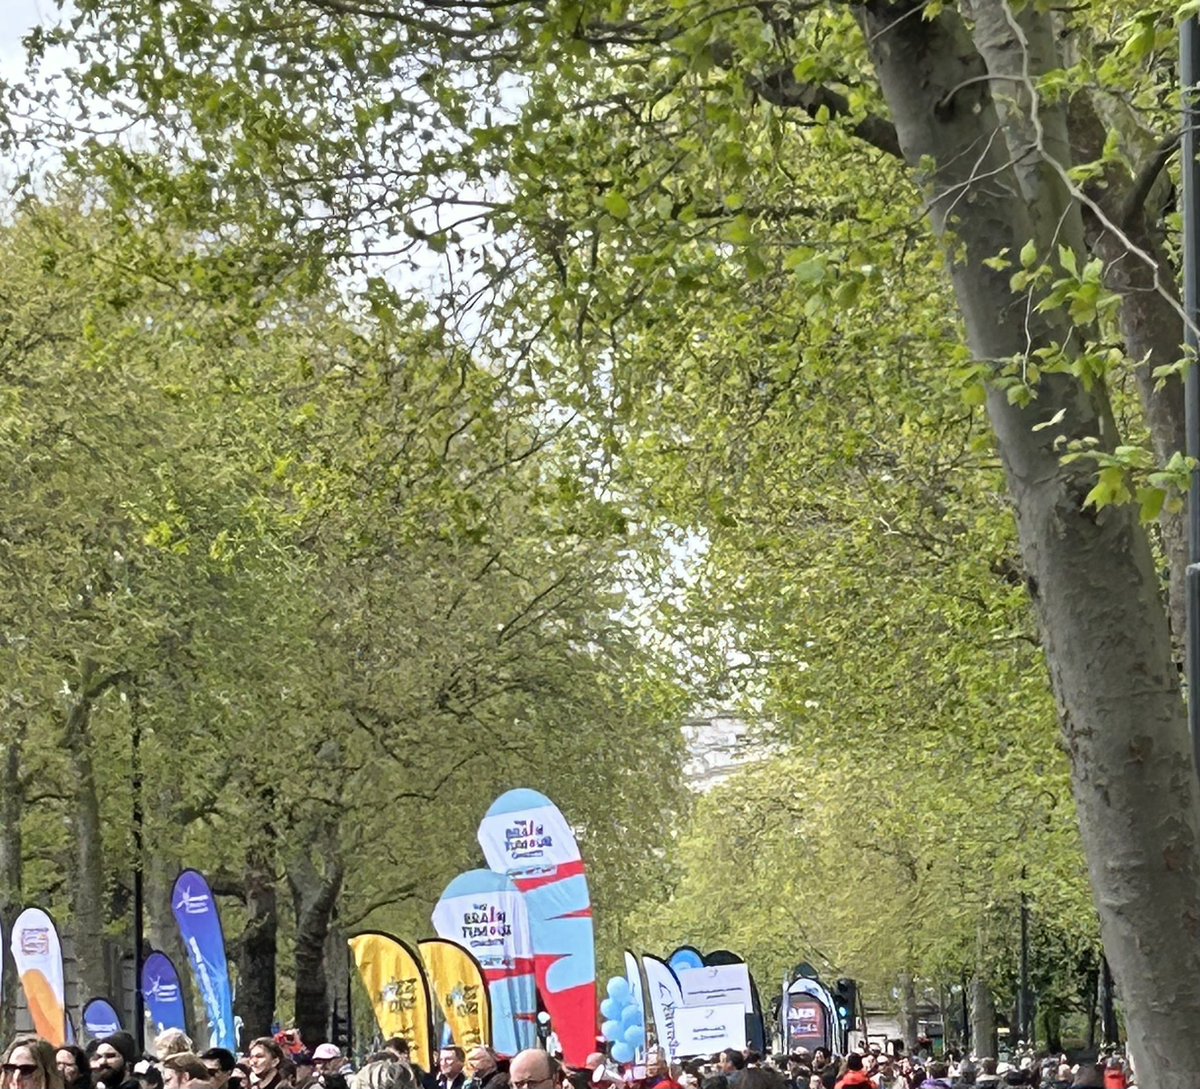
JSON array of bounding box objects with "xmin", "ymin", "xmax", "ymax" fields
[{"xmin": 744, "ymin": 64, "xmax": 902, "ymax": 159}]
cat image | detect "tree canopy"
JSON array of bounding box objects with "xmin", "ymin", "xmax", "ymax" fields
[{"xmin": 3, "ymin": 0, "xmax": 1200, "ymax": 1079}]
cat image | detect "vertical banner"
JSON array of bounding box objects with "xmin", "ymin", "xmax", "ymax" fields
[
  {"xmin": 623, "ymin": 950, "xmax": 645, "ymax": 1031},
  {"xmin": 702, "ymin": 951, "xmax": 764, "ymax": 1054},
  {"xmin": 418, "ymin": 938, "xmax": 492, "ymax": 1051},
  {"xmin": 642, "ymin": 955, "xmax": 684, "ymax": 1061},
  {"xmin": 432, "ymin": 869, "xmax": 537, "ymax": 1055},
  {"xmin": 784, "ymin": 978, "xmax": 836, "ymax": 1053},
  {"xmin": 10, "ymin": 908, "xmax": 66, "ymax": 1044},
  {"xmin": 142, "ymin": 951, "xmax": 188, "ymax": 1033},
  {"xmin": 349, "ymin": 932, "xmax": 434, "ymax": 1071},
  {"xmin": 82, "ymin": 998, "xmax": 124, "ymax": 1039},
  {"xmin": 171, "ymin": 869, "xmax": 236, "ymax": 1049},
  {"xmin": 478, "ymin": 789, "xmax": 596, "ymax": 1067}
]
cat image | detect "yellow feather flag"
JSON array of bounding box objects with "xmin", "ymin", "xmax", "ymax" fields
[
  {"xmin": 349, "ymin": 932, "xmax": 434, "ymax": 1070},
  {"xmin": 419, "ymin": 937, "xmax": 492, "ymax": 1053}
]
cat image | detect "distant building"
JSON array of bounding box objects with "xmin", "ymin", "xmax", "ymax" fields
[{"xmin": 681, "ymin": 712, "xmax": 768, "ymax": 790}]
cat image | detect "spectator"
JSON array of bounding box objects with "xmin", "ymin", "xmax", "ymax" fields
[
  {"xmin": 154, "ymin": 1036, "xmax": 193, "ymax": 1063},
  {"xmin": 466, "ymin": 1049, "xmax": 505, "ymax": 1089},
  {"xmin": 248, "ymin": 1040, "xmax": 287, "ymax": 1089},
  {"xmin": 436, "ymin": 1051, "xmax": 465, "ymax": 1089},
  {"xmin": 162, "ymin": 1055, "xmax": 209, "ymax": 1089},
  {"xmin": 91, "ymin": 1036, "xmax": 139, "ymax": 1089},
  {"xmin": 56, "ymin": 1048, "xmax": 90, "ymax": 1089},
  {"xmin": 201, "ymin": 1052, "xmax": 236, "ymax": 1089},
  {"xmin": 352, "ymin": 1064, "xmax": 415, "ymax": 1089},
  {"xmin": 4, "ymin": 1037, "xmax": 64, "ymax": 1089}
]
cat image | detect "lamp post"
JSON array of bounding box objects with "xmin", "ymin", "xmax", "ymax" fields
[{"xmin": 1183, "ymin": 15, "xmax": 1200, "ymax": 773}]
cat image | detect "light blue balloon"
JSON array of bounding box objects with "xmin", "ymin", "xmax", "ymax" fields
[
  {"xmin": 602, "ymin": 1019, "xmax": 622, "ymax": 1040},
  {"xmin": 620, "ymin": 1004, "xmax": 641, "ymax": 1028},
  {"xmin": 623, "ymin": 1024, "xmax": 644, "ymax": 1046},
  {"xmin": 600, "ymin": 998, "xmax": 618, "ymax": 1020},
  {"xmin": 611, "ymin": 1042, "xmax": 634, "ymax": 1064},
  {"xmin": 607, "ymin": 976, "xmax": 632, "ymax": 1001}
]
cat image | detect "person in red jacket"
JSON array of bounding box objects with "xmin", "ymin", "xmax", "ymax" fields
[
  {"xmin": 833, "ymin": 1056, "xmax": 871, "ymax": 1089},
  {"xmin": 642, "ymin": 1053, "xmax": 681, "ymax": 1089}
]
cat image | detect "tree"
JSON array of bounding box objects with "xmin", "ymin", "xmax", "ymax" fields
[{"xmin": 0, "ymin": 186, "xmax": 690, "ymax": 1039}]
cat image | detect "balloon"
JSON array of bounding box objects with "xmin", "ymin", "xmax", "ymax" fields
[
  {"xmin": 600, "ymin": 998, "xmax": 618, "ymax": 1020},
  {"xmin": 620, "ymin": 1004, "xmax": 641, "ymax": 1028},
  {"xmin": 601, "ymin": 1020, "xmax": 622, "ymax": 1040},
  {"xmin": 607, "ymin": 977, "xmax": 631, "ymax": 1001},
  {"xmin": 623, "ymin": 1024, "xmax": 644, "ymax": 1046},
  {"xmin": 611, "ymin": 1042, "xmax": 634, "ymax": 1064}
]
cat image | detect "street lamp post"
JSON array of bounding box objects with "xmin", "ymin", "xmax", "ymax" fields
[{"xmin": 1183, "ymin": 16, "xmax": 1200, "ymax": 774}]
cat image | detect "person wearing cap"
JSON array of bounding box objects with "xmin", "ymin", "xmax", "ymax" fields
[{"xmin": 91, "ymin": 1036, "xmax": 140, "ymax": 1089}]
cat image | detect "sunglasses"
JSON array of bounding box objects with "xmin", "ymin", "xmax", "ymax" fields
[{"xmin": 3, "ymin": 1066, "xmax": 38, "ymax": 1077}]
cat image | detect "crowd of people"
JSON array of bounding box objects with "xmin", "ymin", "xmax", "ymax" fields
[
  {"xmin": 695, "ymin": 1045, "xmax": 1137, "ymax": 1089},
  {"xmin": 0, "ymin": 1033, "xmax": 1135, "ymax": 1089},
  {"xmin": 0, "ymin": 1030, "xmax": 482, "ymax": 1089}
]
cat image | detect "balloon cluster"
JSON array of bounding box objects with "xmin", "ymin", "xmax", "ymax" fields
[{"xmin": 599, "ymin": 976, "xmax": 645, "ymax": 1064}]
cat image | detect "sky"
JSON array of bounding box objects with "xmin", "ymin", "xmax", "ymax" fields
[{"xmin": 0, "ymin": 1, "xmax": 47, "ymax": 76}]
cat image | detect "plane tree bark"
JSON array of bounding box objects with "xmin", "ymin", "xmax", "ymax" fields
[{"xmin": 857, "ymin": 2, "xmax": 1200, "ymax": 1084}]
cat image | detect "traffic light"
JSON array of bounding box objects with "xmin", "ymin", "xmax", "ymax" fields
[{"xmin": 832, "ymin": 978, "xmax": 858, "ymax": 1030}]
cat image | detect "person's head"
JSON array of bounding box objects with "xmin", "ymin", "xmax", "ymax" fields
[
  {"xmin": 811, "ymin": 1052, "xmax": 828, "ymax": 1074},
  {"xmin": 56, "ymin": 1048, "xmax": 90, "ymax": 1089},
  {"xmin": 4, "ymin": 1038, "xmax": 63, "ymax": 1089},
  {"xmin": 133, "ymin": 1065, "xmax": 163, "ymax": 1089},
  {"xmin": 508, "ymin": 1051, "xmax": 557, "ymax": 1089},
  {"xmin": 927, "ymin": 1062, "xmax": 947, "ymax": 1080},
  {"xmin": 350, "ymin": 1063, "xmax": 415, "ymax": 1089},
  {"xmin": 91, "ymin": 1036, "xmax": 137, "ymax": 1089},
  {"xmin": 1069, "ymin": 1067, "xmax": 1104, "ymax": 1089},
  {"xmin": 957, "ymin": 1059, "xmax": 977, "ymax": 1086},
  {"xmin": 467, "ymin": 1051, "xmax": 496, "ymax": 1080},
  {"xmin": 979, "ymin": 1060, "xmax": 997, "ymax": 1077},
  {"xmin": 646, "ymin": 1051, "xmax": 668, "ymax": 1080},
  {"xmin": 845, "ymin": 1056, "xmax": 863, "ymax": 1074},
  {"xmin": 743, "ymin": 1054, "xmax": 760, "ymax": 1070},
  {"xmin": 313, "ymin": 1048, "xmax": 343, "ymax": 1080},
  {"xmin": 248, "ymin": 1041, "xmax": 284, "ymax": 1084},
  {"xmin": 201, "ymin": 1052, "xmax": 235, "ymax": 1089},
  {"xmin": 719, "ymin": 1053, "xmax": 744, "ymax": 1076},
  {"xmin": 437, "ymin": 1050, "xmax": 464, "ymax": 1082},
  {"xmin": 382, "ymin": 1044, "xmax": 410, "ymax": 1065},
  {"xmin": 154, "ymin": 1034, "xmax": 193, "ymax": 1063},
  {"xmin": 162, "ymin": 1054, "xmax": 209, "ymax": 1089}
]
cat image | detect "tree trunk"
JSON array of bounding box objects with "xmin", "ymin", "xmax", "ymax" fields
[
  {"xmin": 237, "ymin": 845, "xmax": 278, "ymax": 1044},
  {"xmin": 0, "ymin": 714, "xmax": 25, "ymax": 1043},
  {"xmin": 290, "ymin": 857, "xmax": 344, "ymax": 1047},
  {"xmin": 858, "ymin": 2, "xmax": 1200, "ymax": 1086},
  {"xmin": 64, "ymin": 667, "xmax": 117, "ymax": 1004},
  {"xmin": 898, "ymin": 973, "xmax": 918, "ymax": 1053},
  {"xmin": 969, "ymin": 976, "xmax": 996, "ymax": 1060}
]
